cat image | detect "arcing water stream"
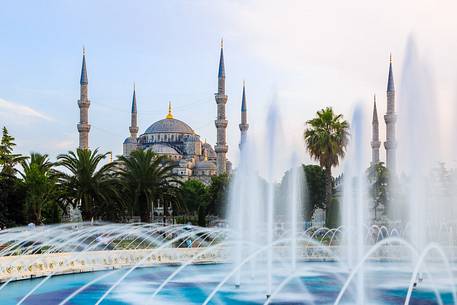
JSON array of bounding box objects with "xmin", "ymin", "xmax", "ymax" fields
[{"xmin": 2, "ymin": 39, "xmax": 457, "ymax": 304}]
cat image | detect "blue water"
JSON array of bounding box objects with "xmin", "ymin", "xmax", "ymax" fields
[{"xmin": 1, "ymin": 262, "xmax": 453, "ymax": 304}]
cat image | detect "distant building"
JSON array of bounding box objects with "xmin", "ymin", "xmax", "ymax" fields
[{"xmin": 77, "ymin": 41, "xmax": 254, "ymax": 185}]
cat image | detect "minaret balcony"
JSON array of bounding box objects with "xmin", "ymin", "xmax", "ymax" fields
[
  {"xmin": 370, "ymin": 140, "xmax": 381, "ymax": 148},
  {"xmin": 384, "ymin": 114, "xmax": 397, "ymax": 124},
  {"xmin": 215, "ymin": 120, "xmax": 228, "ymax": 128},
  {"xmin": 214, "ymin": 93, "xmax": 228, "ymax": 103},
  {"xmin": 78, "ymin": 99, "xmax": 91, "ymax": 107},
  {"xmin": 77, "ymin": 123, "xmax": 91, "ymax": 132},
  {"xmin": 239, "ymin": 123, "xmax": 249, "ymax": 131},
  {"xmin": 384, "ymin": 140, "xmax": 397, "ymax": 149},
  {"xmin": 215, "ymin": 145, "xmax": 228, "ymax": 153}
]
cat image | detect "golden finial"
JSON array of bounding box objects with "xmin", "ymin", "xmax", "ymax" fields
[
  {"xmin": 221, "ymin": 38, "xmax": 224, "ymax": 48},
  {"xmin": 108, "ymin": 152, "xmax": 113, "ymax": 163},
  {"xmin": 166, "ymin": 101, "xmax": 173, "ymax": 119},
  {"xmin": 204, "ymin": 149, "xmax": 208, "ymax": 161}
]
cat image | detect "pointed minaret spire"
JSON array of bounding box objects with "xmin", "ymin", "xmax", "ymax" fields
[
  {"xmin": 217, "ymin": 38, "xmax": 226, "ymax": 92},
  {"xmin": 387, "ymin": 53, "xmax": 395, "ymax": 92},
  {"xmin": 123, "ymin": 84, "xmax": 139, "ymax": 156},
  {"xmin": 215, "ymin": 39, "xmax": 228, "ymax": 174},
  {"xmin": 129, "ymin": 84, "xmax": 139, "ymax": 139},
  {"xmin": 80, "ymin": 47, "xmax": 88, "ymax": 85},
  {"xmin": 371, "ymin": 94, "xmax": 380, "ymax": 165},
  {"xmin": 77, "ymin": 47, "xmax": 91, "ymax": 149},
  {"xmin": 239, "ymin": 81, "xmax": 249, "ymax": 148},
  {"xmin": 384, "ymin": 54, "xmax": 397, "ymax": 172}
]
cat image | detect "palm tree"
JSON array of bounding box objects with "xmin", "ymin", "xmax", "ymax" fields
[
  {"xmin": 117, "ymin": 149, "xmax": 179, "ymax": 222},
  {"xmin": 304, "ymin": 107, "xmax": 349, "ymax": 219},
  {"xmin": 19, "ymin": 153, "xmax": 56, "ymax": 224},
  {"xmin": 57, "ymin": 149, "xmax": 118, "ymax": 221}
]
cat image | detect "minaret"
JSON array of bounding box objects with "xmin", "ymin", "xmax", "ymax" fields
[
  {"xmin": 384, "ymin": 54, "xmax": 397, "ymax": 172},
  {"xmin": 214, "ymin": 39, "xmax": 228, "ymax": 174},
  {"xmin": 371, "ymin": 94, "xmax": 380, "ymax": 165},
  {"xmin": 129, "ymin": 84, "xmax": 139, "ymax": 139},
  {"xmin": 77, "ymin": 48, "xmax": 91, "ymax": 150},
  {"xmin": 239, "ymin": 81, "xmax": 249, "ymax": 148},
  {"xmin": 123, "ymin": 85, "xmax": 139, "ymax": 156}
]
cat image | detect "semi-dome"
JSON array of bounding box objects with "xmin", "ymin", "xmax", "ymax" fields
[
  {"xmin": 146, "ymin": 143, "xmax": 180, "ymax": 155},
  {"xmin": 144, "ymin": 118, "xmax": 194, "ymax": 135}
]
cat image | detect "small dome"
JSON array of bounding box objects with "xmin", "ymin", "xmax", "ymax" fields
[
  {"xmin": 147, "ymin": 144, "xmax": 180, "ymax": 155},
  {"xmin": 202, "ymin": 142, "xmax": 217, "ymax": 159},
  {"xmin": 144, "ymin": 118, "xmax": 194, "ymax": 134},
  {"xmin": 123, "ymin": 137, "xmax": 137, "ymax": 144},
  {"xmin": 195, "ymin": 160, "xmax": 217, "ymax": 170}
]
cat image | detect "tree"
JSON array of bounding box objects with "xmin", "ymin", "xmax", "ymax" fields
[
  {"xmin": 181, "ymin": 179, "xmax": 209, "ymax": 226},
  {"xmin": 367, "ymin": 162, "xmax": 389, "ymax": 221},
  {"xmin": 0, "ymin": 127, "xmax": 26, "ymax": 227},
  {"xmin": 206, "ymin": 174, "xmax": 229, "ymax": 217},
  {"xmin": 304, "ymin": 107, "xmax": 349, "ymax": 223},
  {"xmin": 117, "ymin": 149, "xmax": 178, "ymax": 222},
  {"xmin": 19, "ymin": 153, "xmax": 58, "ymax": 224},
  {"xmin": 303, "ymin": 164, "xmax": 326, "ymax": 220},
  {"xmin": 0, "ymin": 127, "xmax": 26, "ymax": 177},
  {"xmin": 57, "ymin": 149, "xmax": 119, "ymax": 221}
]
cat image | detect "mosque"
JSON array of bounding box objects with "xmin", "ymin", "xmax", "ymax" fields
[{"xmin": 76, "ymin": 42, "xmax": 248, "ymax": 185}]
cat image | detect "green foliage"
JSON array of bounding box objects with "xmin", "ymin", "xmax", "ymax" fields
[
  {"xmin": 0, "ymin": 127, "xmax": 27, "ymax": 226},
  {"xmin": 181, "ymin": 179, "xmax": 208, "ymax": 220},
  {"xmin": 303, "ymin": 164, "xmax": 326, "ymax": 220},
  {"xmin": 117, "ymin": 149, "xmax": 179, "ymax": 222},
  {"xmin": 0, "ymin": 127, "xmax": 26, "ymax": 177},
  {"xmin": 0, "ymin": 176, "xmax": 26, "ymax": 227},
  {"xmin": 367, "ymin": 162, "xmax": 389, "ymax": 219},
  {"xmin": 57, "ymin": 149, "xmax": 120, "ymax": 221},
  {"xmin": 304, "ymin": 107, "xmax": 349, "ymax": 225},
  {"xmin": 206, "ymin": 174, "xmax": 229, "ymax": 217},
  {"xmin": 304, "ymin": 108, "xmax": 350, "ymax": 170},
  {"xmin": 19, "ymin": 153, "xmax": 59, "ymax": 224}
]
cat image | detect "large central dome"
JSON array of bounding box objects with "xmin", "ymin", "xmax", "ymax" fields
[{"xmin": 144, "ymin": 118, "xmax": 194, "ymax": 134}]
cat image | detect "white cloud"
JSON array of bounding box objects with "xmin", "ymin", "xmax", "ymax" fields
[{"xmin": 0, "ymin": 98, "xmax": 53, "ymax": 122}]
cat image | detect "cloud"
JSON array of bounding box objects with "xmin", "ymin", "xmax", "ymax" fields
[
  {"xmin": 53, "ymin": 138, "xmax": 76, "ymax": 150},
  {"xmin": 0, "ymin": 98, "xmax": 53, "ymax": 122}
]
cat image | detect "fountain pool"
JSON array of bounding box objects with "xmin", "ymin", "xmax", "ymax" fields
[{"xmin": 1, "ymin": 261, "xmax": 454, "ymax": 305}]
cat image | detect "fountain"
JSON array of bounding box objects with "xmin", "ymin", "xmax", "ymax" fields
[{"xmin": 1, "ymin": 38, "xmax": 457, "ymax": 304}]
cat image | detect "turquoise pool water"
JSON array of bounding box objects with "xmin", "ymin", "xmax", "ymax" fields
[{"xmin": 1, "ymin": 262, "xmax": 453, "ymax": 304}]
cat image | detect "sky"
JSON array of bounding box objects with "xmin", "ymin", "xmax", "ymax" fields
[{"xmin": 1, "ymin": 0, "xmax": 457, "ymax": 169}]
